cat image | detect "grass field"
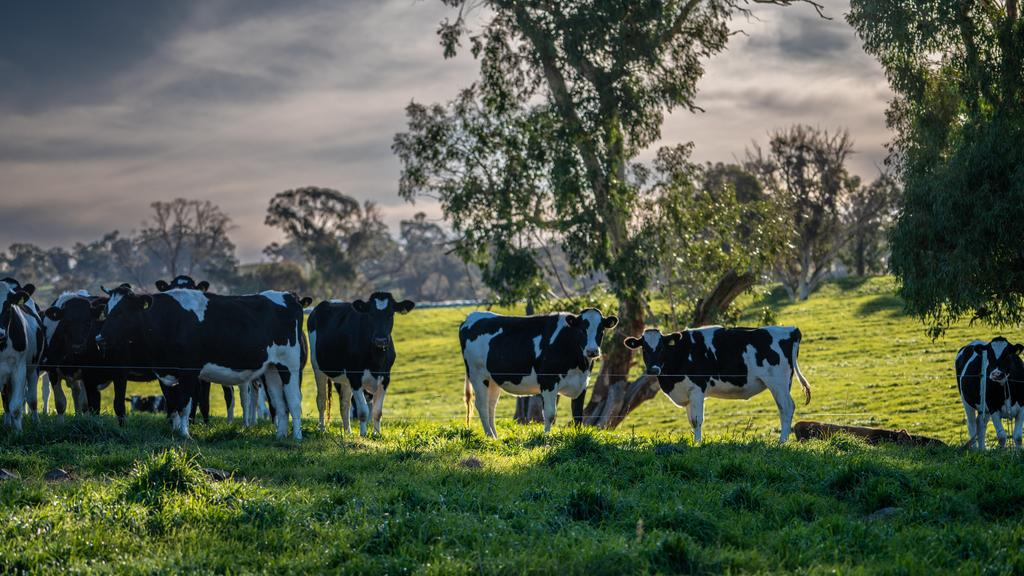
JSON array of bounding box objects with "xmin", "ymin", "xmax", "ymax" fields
[{"xmin": 4, "ymin": 276, "xmax": 1024, "ymax": 573}]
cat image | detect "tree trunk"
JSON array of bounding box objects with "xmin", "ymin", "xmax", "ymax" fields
[
  {"xmin": 514, "ymin": 396, "xmax": 546, "ymax": 424},
  {"xmin": 692, "ymin": 270, "xmax": 756, "ymax": 326}
]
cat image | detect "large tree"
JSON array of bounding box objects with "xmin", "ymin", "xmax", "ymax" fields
[
  {"xmin": 849, "ymin": 1, "xmax": 1024, "ymax": 331},
  {"xmin": 137, "ymin": 198, "xmax": 237, "ymax": 284},
  {"xmin": 396, "ymin": 0, "xmax": 823, "ymax": 427}
]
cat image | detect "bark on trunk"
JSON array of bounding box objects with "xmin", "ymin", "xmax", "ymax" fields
[
  {"xmin": 514, "ymin": 396, "xmax": 546, "ymax": 424},
  {"xmin": 692, "ymin": 270, "xmax": 756, "ymax": 326}
]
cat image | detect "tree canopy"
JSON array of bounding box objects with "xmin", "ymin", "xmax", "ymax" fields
[{"xmin": 849, "ymin": 0, "xmax": 1024, "ymax": 331}]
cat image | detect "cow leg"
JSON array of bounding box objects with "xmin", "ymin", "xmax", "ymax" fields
[
  {"xmin": 485, "ymin": 382, "xmax": 502, "ymax": 439},
  {"xmin": 263, "ymin": 367, "xmax": 290, "ymax": 439},
  {"xmin": 353, "ymin": 387, "xmax": 370, "ymax": 437},
  {"xmin": 84, "ymin": 381, "xmax": 102, "ymax": 415},
  {"xmin": 71, "ymin": 380, "xmax": 88, "ymax": 414},
  {"xmin": 766, "ymin": 377, "xmax": 797, "ymax": 443},
  {"xmin": 25, "ymin": 368, "xmax": 39, "ymax": 424},
  {"xmin": 686, "ymin": 389, "xmax": 705, "ymax": 444},
  {"xmin": 962, "ymin": 399, "xmax": 978, "ymax": 449},
  {"xmin": 977, "ymin": 412, "xmax": 991, "ymax": 450},
  {"xmin": 315, "ymin": 370, "xmax": 329, "ymax": 431},
  {"xmin": 50, "ymin": 373, "xmax": 68, "ymax": 423},
  {"xmin": 199, "ymin": 381, "xmax": 212, "ymax": 425},
  {"xmin": 169, "ymin": 377, "xmax": 196, "ymax": 439},
  {"xmin": 41, "ymin": 371, "xmax": 50, "ymax": 415},
  {"xmin": 258, "ymin": 381, "xmax": 272, "ymax": 420},
  {"xmin": 280, "ymin": 364, "xmax": 303, "ymax": 441},
  {"xmin": 1013, "ymin": 412, "xmax": 1024, "ymax": 448},
  {"xmin": 540, "ymin": 388, "xmax": 558, "ymax": 434},
  {"xmin": 113, "ymin": 377, "xmax": 127, "ymax": 427},
  {"xmin": 371, "ymin": 386, "xmax": 387, "ymax": 436},
  {"xmin": 991, "ymin": 413, "xmax": 1008, "ymax": 448},
  {"xmin": 236, "ymin": 382, "xmax": 251, "ymax": 427},
  {"xmin": 338, "ymin": 381, "xmax": 354, "ymax": 434},
  {"xmin": 223, "ymin": 385, "xmax": 235, "ymax": 424},
  {"xmin": 7, "ymin": 367, "xmax": 27, "ymax": 432},
  {"xmin": 1, "ymin": 381, "xmax": 10, "ymax": 428}
]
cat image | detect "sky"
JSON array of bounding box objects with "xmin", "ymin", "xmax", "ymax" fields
[{"xmin": 0, "ymin": 0, "xmax": 892, "ymax": 262}]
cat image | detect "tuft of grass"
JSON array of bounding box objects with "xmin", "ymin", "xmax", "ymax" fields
[
  {"xmin": 563, "ymin": 487, "xmax": 615, "ymax": 523},
  {"xmin": 121, "ymin": 448, "xmax": 209, "ymax": 507}
]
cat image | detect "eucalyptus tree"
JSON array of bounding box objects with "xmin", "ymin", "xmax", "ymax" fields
[
  {"xmin": 849, "ymin": 1, "xmax": 1024, "ymax": 333},
  {"xmin": 395, "ymin": 0, "xmax": 824, "ymax": 427}
]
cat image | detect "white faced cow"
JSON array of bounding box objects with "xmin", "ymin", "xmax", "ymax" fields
[
  {"xmin": 459, "ymin": 308, "xmax": 618, "ymax": 438},
  {"xmin": 0, "ymin": 287, "xmax": 44, "ymax": 432},
  {"xmin": 624, "ymin": 326, "xmax": 810, "ymax": 443},
  {"xmin": 96, "ymin": 284, "xmax": 308, "ymax": 439},
  {"xmin": 308, "ymin": 292, "xmax": 415, "ymax": 436},
  {"xmin": 956, "ymin": 337, "xmax": 1024, "ymax": 449}
]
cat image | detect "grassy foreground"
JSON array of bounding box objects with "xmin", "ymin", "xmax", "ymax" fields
[
  {"xmin": 4, "ymin": 418, "xmax": 1024, "ymax": 574},
  {"xmin": 5, "ymin": 276, "xmax": 1024, "ymax": 573}
]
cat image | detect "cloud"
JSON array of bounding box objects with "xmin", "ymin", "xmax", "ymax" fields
[{"xmin": 0, "ymin": 0, "xmax": 894, "ymax": 263}]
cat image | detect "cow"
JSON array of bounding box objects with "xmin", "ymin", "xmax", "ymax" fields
[
  {"xmin": 130, "ymin": 395, "xmax": 166, "ymax": 414},
  {"xmin": 955, "ymin": 337, "xmax": 1024, "ymax": 449},
  {"xmin": 623, "ymin": 326, "xmax": 810, "ymax": 443},
  {"xmin": 308, "ymin": 292, "xmax": 415, "ymax": 436},
  {"xmin": 459, "ymin": 308, "xmax": 618, "ymax": 438},
  {"xmin": 0, "ymin": 288, "xmax": 44, "ymax": 432},
  {"xmin": 41, "ymin": 291, "xmax": 102, "ymax": 420},
  {"xmin": 0, "ymin": 277, "xmax": 43, "ymax": 424},
  {"xmin": 154, "ymin": 276, "xmax": 238, "ymax": 425},
  {"xmin": 96, "ymin": 284, "xmax": 307, "ymax": 439}
]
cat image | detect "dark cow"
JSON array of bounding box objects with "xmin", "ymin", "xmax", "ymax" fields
[
  {"xmin": 308, "ymin": 292, "xmax": 415, "ymax": 436},
  {"xmin": 956, "ymin": 337, "xmax": 1024, "ymax": 449},
  {"xmin": 41, "ymin": 291, "xmax": 157, "ymax": 425},
  {"xmin": 624, "ymin": 326, "xmax": 810, "ymax": 443},
  {"xmin": 96, "ymin": 284, "xmax": 308, "ymax": 439},
  {"xmin": 459, "ymin": 309, "xmax": 618, "ymax": 438},
  {"xmin": 0, "ymin": 277, "xmax": 43, "ymax": 425},
  {"xmin": 130, "ymin": 395, "xmax": 166, "ymax": 414},
  {"xmin": 0, "ymin": 288, "xmax": 44, "ymax": 432}
]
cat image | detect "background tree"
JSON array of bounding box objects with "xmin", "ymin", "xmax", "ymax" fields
[
  {"xmin": 849, "ymin": 1, "xmax": 1024, "ymax": 332},
  {"xmin": 0, "ymin": 243, "xmax": 60, "ymax": 289},
  {"xmin": 397, "ymin": 0, "xmax": 823, "ymax": 428},
  {"xmin": 137, "ymin": 198, "xmax": 237, "ymax": 285},
  {"xmin": 397, "ymin": 213, "xmax": 481, "ymax": 301},
  {"xmin": 265, "ymin": 187, "xmax": 394, "ymax": 299},
  {"xmin": 840, "ymin": 173, "xmax": 898, "ymax": 277},
  {"xmin": 747, "ymin": 125, "xmax": 856, "ymax": 300}
]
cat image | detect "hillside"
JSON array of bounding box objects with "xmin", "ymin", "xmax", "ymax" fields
[{"xmin": 91, "ymin": 276, "xmax": 1024, "ymax": 443}]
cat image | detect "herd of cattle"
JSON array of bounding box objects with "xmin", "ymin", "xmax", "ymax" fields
[{"xmin": 0, "ymin": 274, "xmax": 1021, "ymax": 448}]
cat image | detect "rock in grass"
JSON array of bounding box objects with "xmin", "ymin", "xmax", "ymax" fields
[
  {"xmin": 459, "ymin": 456, "xmax": 482, "ymax": 469},
  {"xmin": 44, "ymin": 468, "xmax": 72, "ymax": 482},
  {"xmin": 202, "ymin": 467, "xmax": 232, "ymax": 481},
  {"xmin": 866, "ymin": 507, "xmax": 901, "ymax": 521},
  {"xmin": 0, "ymin": 469, "xmax": 19, "ymax": 481}
]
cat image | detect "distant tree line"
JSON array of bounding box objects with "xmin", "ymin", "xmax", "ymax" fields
[{"xmin": 0, "ymin": 193, "xmax": 483, "ymax": 305}]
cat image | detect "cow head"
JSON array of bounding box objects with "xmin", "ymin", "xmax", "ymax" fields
[
  {"xmin": 44, "ymin": 296, "xmax": 106, "ymax": 357},
  {"xmin": 155, "ymin": 275, "xmax": 209, "ymax": 293},
  {"xmin": 352, "ymin": 292, "xmax": 415, "ymax": 352},
  {"xmin": 96, "ymin": 285, "xmax": 153, "ymax": 352},
  {"xmin": 624, "ymin": 329, "xmax": 684, "ymax": 376},
  {"xmin": 566, "ymin": 308, "xmax": 618, "ymax": 360},
  {"xmin": 977, "ymin": 337, "xmax": 1024, "ymax": 384},
  {"xmin": 0, "ymin": 289, "xmax": 31, "ymax": 348}
]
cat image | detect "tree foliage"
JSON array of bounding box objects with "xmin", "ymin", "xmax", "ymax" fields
[
  {"xmin": 138, "ymin": 198, "xmax": 237, "ymax": 281},
  {"xmin": 849, "ymin": 0, "xmax": 1024, "ymax": 331}
]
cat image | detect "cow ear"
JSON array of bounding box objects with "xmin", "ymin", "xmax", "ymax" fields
[
  {"xmin": 196, "ymin": 281, "xmax": 210, "ymax": 293},
  {"xmin": 299, "ymin": 297, "xmax": 313, "ymax": 308},
  {"xmin": 100, "ymin": 285, "xmax": 111, "ymax": 295},
  {"xmin": 666, "ymin": 332, "xmax": 683, "ymax": 347},
  {"xmin": 21, "ymin": 283, "xmax": 35, "ymax": 297},
  {"xmin": 44, "ymin": 307, "xmax": 63, "ymax": 321},
  {"xmin": 623, "ymin": 337, "xmax": 642, "ymax": 349},
  {"xmin": 974, "ymin": 344, "xmax": 988, "ymax": 354},
  {"xmin": 395, "ymin": 300, "xmax": 415, "ymax": 315},
  {"xmin": 155, "ymin": 280, "xmax": 170, "ymax": 292},
  {"xmin": 1013, "ymin": 344, "xmax": 1024, "ymax": 356},
  {"xmin": 11, "ymin": 289, "xmax": 30, "ymax": 306},
  {"xmin": 602, "ymin": 315, "xmax": 618, "ymax": 329},
  {"xmin": 352, "ymin": 300, "xmax": 369, "ymax": 313},
  {"xmin": 565, "ymin": 314, "xmax": 580, "ymax": 327},
  {"xmin": 140, "ymin": 295, "xmax": 153, "ymax": 310}
]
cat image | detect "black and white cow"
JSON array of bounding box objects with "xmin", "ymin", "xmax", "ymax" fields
[
  {"xmin": 96, "ymin": 284, "xmax": 308, "ymax": 439},
  {"xmin": 624, "ymin": 326, "xmax": 810, "ymax": 443},
  {"xmin": 459, "ymin": 309, "xmax": 618, "ymax": 438},
  {"xmin": 0, "ymin": 277, "xmax": 43, "ymax": 425},
  {"xmin": 130, "ymin": 395, "xmax": 166, "ymax": 414},
  {"xmin": 956, "ymin": 337, "xmax": 1024, "ymax": 449},
  {"xmin": 308, "ymin": 292, "xmax": 415, "ymax": 436},
  {"xmin": 0, "ymin": 288, "xmax": 44, "ymax": 432}
]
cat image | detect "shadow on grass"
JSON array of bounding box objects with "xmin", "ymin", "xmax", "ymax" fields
[{"xmin": 856, "ymin": 294, "xmax": 906, "ymax": 318}]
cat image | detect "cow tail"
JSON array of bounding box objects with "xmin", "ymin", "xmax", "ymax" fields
[
  {"xmin": 326, "ymin": 380, "xmax": 333, "ymax": 425},
  {"xmin": 464, "ymin": 376, "xmax": 473, "ymax": 426},
  {"xmin": 792, "ymin": 335, "xmax": 811, "ymax": 406}
]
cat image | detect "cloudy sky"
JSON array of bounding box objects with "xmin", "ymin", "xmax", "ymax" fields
[{"xmin": 0, "ymin": 0, "xmax": 892, "ymax": 262}]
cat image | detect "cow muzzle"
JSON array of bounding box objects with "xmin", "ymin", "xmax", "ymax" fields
[
  {"xmin": 584, "ymin": 347, "xmax": 601, "ymax": 359},
  {"xmin": 990, "ymin": 369, "xmax": 1008, "ymax": 383},
  {"xmin": 647, "ymin": 365, "xmax": 662, "ymax": 376},
  {"xmin": 94, "ymin": 334, "xmax": 107, "ymax": 351},
  {"xmin": 373, "ymin": 337, "xmax": 389, "ymax": 350}
]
